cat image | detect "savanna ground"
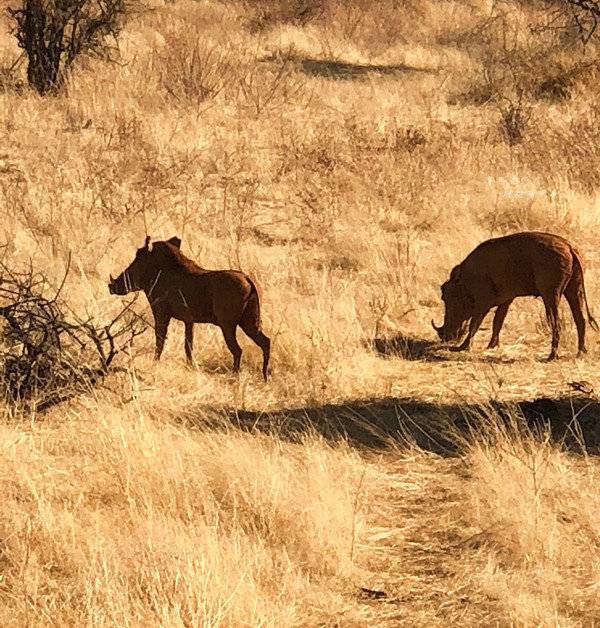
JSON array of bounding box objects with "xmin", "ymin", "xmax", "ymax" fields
[{"xmin": 0, "ymin": 0, "xmax": 599, "ymax": 625}]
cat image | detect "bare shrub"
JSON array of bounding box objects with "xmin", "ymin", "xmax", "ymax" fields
[
  {"xmin": 157, "ymin": 36, "xmax": 234, "ymax": 106},
  {"xmin": 534, "ymin": 0, "xmax": 600, "ymax": 43},
  {"xmin": 455, "ymin": 23, "xmax": 537, "ymax": 145},
  {"xmin": 445, "ymin": 4, "xmax": 595, "ymax": 107},
  {"xmin": 0, "ymin": 257, "xmax": 146, "ymax": 411},
  {"xmin": 237, "ymin": 56, "xmax": 310, "ymax": 117},
  {"xmin": 217, "ymin": 172, "xmax": 260, "ymax": 268},
  {"xmin": 498, "ymin": 94, "xmax": 531, "ymax": 146},
  {"xmin": 8, "ymin": 0, "xmax": 133, "ymax": 94},
  {"xmin": 523, "ymin": 105, "xmax": 600, "ymax": 192},
  {"xmin": 241, "ymin": 0, "xmax": 325, "ymax": 32}
]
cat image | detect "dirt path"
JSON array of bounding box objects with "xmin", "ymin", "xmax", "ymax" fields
[{"xmin": 351, "ymin": 455, "xmax": 505, "ymax": 627}]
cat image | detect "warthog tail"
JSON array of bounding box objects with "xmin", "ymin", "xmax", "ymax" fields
[
  {"xmin": 240, "ymin": 276, "xmax": 271, "ymax": 381},
  {"xmin": 241, "ymin": 276, "xmax": 262, "ymax": 330},
  {"xmin": 572, "ymin": 247, "xmax": 599, "ymax": 332}
]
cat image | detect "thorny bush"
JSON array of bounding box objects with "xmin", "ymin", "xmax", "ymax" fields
[{"xmin": 0, "ymin": 256, "xmax": 146, "ymax": 411}]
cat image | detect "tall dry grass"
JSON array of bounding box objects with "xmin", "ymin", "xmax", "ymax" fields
[
  {"xmin": 0, "ymin": 402, "xmax": 389, "ymax": 625},
  {"xmin": 0, "ymin": 0, "xmax": 599, "ymax": 624},
  {"xmin": 466, "ymin": 415, "xmax": 600, "ymax": 625}
]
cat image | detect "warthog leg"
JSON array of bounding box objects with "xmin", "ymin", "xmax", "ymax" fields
[
  {"xmin": 154, "ymin": 315, "xmax": 171, "ymax": 361},
  {"xmin": 221, "ymin": 324, "xmax": 242, "ymax": 373},
  {"xmin": 542, "ymin": 291, "xmax": 561, "ymax": 360},
  {"xmin": 564, "ymin": 282, "xmax": 587, "ymax": 357},
  {"xmin": 240, "ymin": 321, "xmax": 271, "ymax": 382},
  {"xmin": 487, "ymin": 299, "xmax": 513, "ymax": 349},
  {"xmin": 455, "ymin": 310, "xmax": 488, "ymax": 352},
  {"xmin": 184, "ymin": 321, "xmax": 194, "ymax": 365}
]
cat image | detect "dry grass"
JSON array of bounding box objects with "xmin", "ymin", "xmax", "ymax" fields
[
  {"xmin": 0, "ymin": 405, "xmax": 386, "ymax": 625},
  {"xmin": 466, "ymin": 416, "xmax": 600, "ymax": 625},
  {"xmin": 0, "ymin": 0, "xmax": 599, "ymax": 624}
]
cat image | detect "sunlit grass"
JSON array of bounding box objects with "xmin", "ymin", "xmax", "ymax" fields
[{"xmin": 0, "ymin": 0, "xmax": 599, "ymax": 624}]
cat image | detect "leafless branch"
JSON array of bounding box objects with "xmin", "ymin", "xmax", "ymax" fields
[
  {"xmin": 534, "ymin": 0, "xmax": 600, "ymax": 43},
  {"xmin": 0, "ymin": 257, "xmax": 147, "ymax": 411}
]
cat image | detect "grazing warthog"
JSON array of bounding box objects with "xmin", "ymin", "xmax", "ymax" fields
[
  {"xmin": 432, "ymin": 231, "xmax": 598, "ymax": 360},
  {"xmin": 109, "ymin": 236, "xmax": 271, "ymax": 380}
]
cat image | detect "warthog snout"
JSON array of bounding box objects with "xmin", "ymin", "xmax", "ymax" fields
[
  {"xmin": 431, "ymin": 318, "xmax": 468, "ymax": 343},
  {"xmin": 108, "ymin": 273, "xmax": 129, "ymax": 296}
]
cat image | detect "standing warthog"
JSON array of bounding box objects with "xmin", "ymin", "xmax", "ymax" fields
[
  {"xmin": 108, "ymin": 236, "xmax": 271, "ymax": 380},
  {"xmin": 432, "ymin": 231, "xmax": 598, "ymax": 360}
]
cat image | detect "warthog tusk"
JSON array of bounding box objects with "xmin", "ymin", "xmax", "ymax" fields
[{"xmin": 431, "ymin": 319, "xmax": 443, "ymax": 332}]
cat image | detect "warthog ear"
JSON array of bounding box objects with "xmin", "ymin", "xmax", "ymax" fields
[
  {"xmin": 167, "ymin": 236, "xmax": 181, "ymax": 248},
  {"xmin": 144, "ymin": 235, "xmax": 153, "ymax": 252}
]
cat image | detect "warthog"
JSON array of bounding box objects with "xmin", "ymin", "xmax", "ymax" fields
[
  {"xmin": 109, "ymin": 236, "xmax": 271, "ymax": 380},
  {"xmin": 432, "ymin": 231, "xmax": 598, "ymax": 360}
]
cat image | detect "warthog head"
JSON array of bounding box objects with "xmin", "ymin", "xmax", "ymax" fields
[
  {"xmin": 431, "ymin": 265, "xmax": 471, "ymax": 342},
  {"xmin": 108, "ymin": 235, "xmax": 181, "ymax": 296}
]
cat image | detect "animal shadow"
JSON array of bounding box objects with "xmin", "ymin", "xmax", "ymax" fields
[
  {"xmin": 478, "ymin": 354, "xmax": 517, "ymax": 365},
  {"xmin": 299, "ymin": 58, "xmax": 429, "ymax": 79},
  {"xmin": 263, "ymin": 52, "xmax": 435, "ymax": 80},
  {"xmin": 370, "ymin": 333, "xmax": 445, "ymax": 361},
  {"xmin": 371, "ymin": 332, "xmax": 521, "ymax": 364},
  {"xmin": 182, "ymin": 396, "xmax": 600, "ymax": 456}
]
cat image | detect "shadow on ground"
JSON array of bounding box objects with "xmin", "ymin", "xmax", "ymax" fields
[
  {"xmin": 263, "ymin": 53, "xmax": 435, "ymax": 80},
  {"xmin": 370, "ymin": 333, "xmax": 517, "ymax": 364},
  {"xmin": 182, "ymin": 395, "xmax": 600, "ymax": 455},
  {"xmin": 370, "ymin": 333, "xmax": 443, "ymax": 361}
]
